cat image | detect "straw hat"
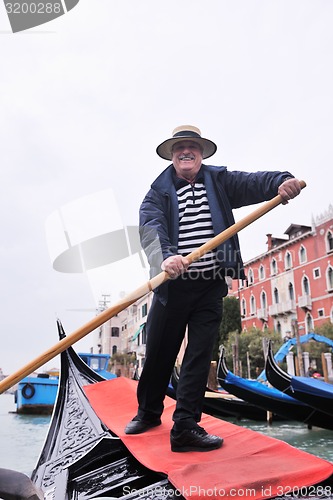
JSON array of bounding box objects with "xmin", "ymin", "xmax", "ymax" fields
[{"xmin": 156, "ymin": 125, "xmax": 217, "ymax": 160}]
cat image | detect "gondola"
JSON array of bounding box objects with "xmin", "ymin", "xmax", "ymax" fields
[
  {"xmin": 170, "ymin": 366, "xmax": 272, "ymax": 421},
  {"xmin": 265, "ymin": 340, "xmax": 333, "ymax": 418},
  {"xmin": 2, "ymin": 322, "xmax": 333, "ymax": 500},
  {"xmin": 217, "ymin": 347, "xmax": 333, "ymax": 430},
  {"xmin": 30, "ymin": 320, "xmax": 178, "ymax": 499}
]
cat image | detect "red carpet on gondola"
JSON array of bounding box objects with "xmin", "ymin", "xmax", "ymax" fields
[{"xmin": 84, "ymin": 377, "xmax": 333, "ymax": 500}]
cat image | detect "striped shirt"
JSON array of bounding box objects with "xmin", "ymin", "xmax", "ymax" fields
[{"xmin": 176, "ymin": 180, "xmax": 219, "ymax": 273}]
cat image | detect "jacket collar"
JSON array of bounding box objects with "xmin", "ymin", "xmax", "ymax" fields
[
  {"xmin": 172, "ymin": 167, "xmax": 205, "ymax": 190},
  {"xmin": 150, "ymin": 164, "xmax": 175, "ymax": 193},
  {"xmin": 151, "ymin": 163, "xmax": 222, "ymax": 193}
]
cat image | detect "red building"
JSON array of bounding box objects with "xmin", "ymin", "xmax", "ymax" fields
[{"xmin": 230, "ymin": 205, "xmax": 333, "ymax": 338}]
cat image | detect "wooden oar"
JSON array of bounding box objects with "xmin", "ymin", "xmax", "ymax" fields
[{"xmin": 0, "ymin": 180, "xmax": 306, "ymax": 394}]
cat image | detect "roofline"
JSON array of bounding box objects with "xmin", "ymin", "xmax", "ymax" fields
[{"xmin": 244, "ymin": 228, "xmax": 313, "ymax": 266}]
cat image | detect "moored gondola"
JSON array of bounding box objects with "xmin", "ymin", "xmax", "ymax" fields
[
  {"xmin": 170, "ymin": 366, "xmax": 271, "ymax": 421},
  {"xmin": 265, "ymin": 341, "xmax": 333, "ymax": 418},
  {"xmin": 218, "ymin": 346, "xmax": 333, "ymax": 429}
]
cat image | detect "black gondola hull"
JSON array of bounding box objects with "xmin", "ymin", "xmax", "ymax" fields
[{"xmin": 265, "ymin": 341, "xmax": 333, "ymax": 418}]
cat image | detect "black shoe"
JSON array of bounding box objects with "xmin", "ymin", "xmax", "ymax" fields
[
  {"xmin": 124, "ymin": 417, "xmax": 161, "ymax": 435},
  {"xmin": 170, "ymin": 426, "xmax": 223, "ymax": 452}
]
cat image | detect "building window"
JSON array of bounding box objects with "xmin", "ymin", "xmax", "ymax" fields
[
  {"xmin": 288, "ymin": 282, "xmax": 294, "ymax": 301},
  {"xmin": 299, "ymin": 245, "xmax": 307, "ymax": 264},
  {"xmin": 313, "ymin": 267, "xmax": 321, "ymax": 279},
  {"xmin": 285, "ymin": 251, "xmax": 292, "ymax": 270},
  {"xmin": 142, "ymin": 303, "xmax": 148, "ymax": 317},
  {"xmin": 250, "ymin": 295, "xmax": 256, "ymax": 315},
  {"xmin": 302, "ymin": 275, "xmax": 310, "ymax": 295},
  {"xmin": 141, "ymin": 324, "xmax": 147, "ymax": 344},
  {"xmin": 327, "ymin": 231, "xmax": 333, "ymax": 253},
  {"xmin": 274, "ymin": 287, "xmax": 279, "ymax": 304},
  {"xmin": 318, "ymin": 308, "xmax": 324, "ymax": 317},
  {"xmin": 276, "ymin": 321, "xmax": 282, "ymax": 335},
  {"xmin": 260, "ymin": 291, "xmax": 267, "ymax": 309},
  {"xmin": 259, "ymin": 264, "xmax": 265, "ymax": 280},
  {"xmin": 111, "ymin": 327, "xmax": 119, "ymax": 337},
  {"xmin": 271, "ymin": 258, "xmax": 278, "ymax": 276},
  {"xmin": 112, "ymin": 345, "xmax": 117, "ymax": 355},
  {"xmin": 248, "ymin": 268, "xmax": 254, "ymax": 285},
  {"xmin": 327, "ymin": 266, "xmax": 333, "ymax": 291},
  {"xmin": 241, "ymin": 298, "xmax": 246, "ymax": 317},
  {"xmin": 306, "ymin": 313, "xmax": 314, "ymax": 333}
]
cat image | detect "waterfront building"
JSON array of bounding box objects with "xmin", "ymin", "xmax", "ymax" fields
[
  {"xmin": 124, "ymin": 293, "xmax": 153, "ymax": 374},
  {"xmin": 95, "ymin": 292, "xmax": 153, "ymax": 376},
  {"xmin": 229, "ymin": 205, "xmax": 333, "ymax": 338}
]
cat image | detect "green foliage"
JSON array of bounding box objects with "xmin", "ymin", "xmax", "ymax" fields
[
  {"xmin": 221, "ymin": 328, "xmax": 284, "ymax": 378},
  {"xmin": 110, "ymin": 352, "xmax": 136, "ymax": 367},
  {"xmin": 212, "ymin": 296, "xmax": 333, "ymax": 378},
  {"xmin": 212, "ymin": 296, "xmax": 242, "ymax": 360},
  {"xmin": 314, "ymin": 321, "xmax": 333, "ymax": 340},
  {"xmin": 220, "ymin": 296, "xmax": 242, "ymax": 342}
]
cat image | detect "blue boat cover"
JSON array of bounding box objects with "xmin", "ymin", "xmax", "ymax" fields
[
  {"xmin": 291, "ymin": 376, "xmax": 333, "ymax": 398},
  {"xmin": 225, "ymin": 370, "xmax": 301, "ymax": 404}
]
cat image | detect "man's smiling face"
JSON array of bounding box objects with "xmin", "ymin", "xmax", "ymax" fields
[{"xmin": 171, "ymin": 140, "xmax": 203, "ymax": 182}]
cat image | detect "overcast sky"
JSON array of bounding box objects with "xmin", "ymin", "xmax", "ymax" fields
[{"xmin": 0, "ymin": 0, "xmax": 332, "ymax": 376}]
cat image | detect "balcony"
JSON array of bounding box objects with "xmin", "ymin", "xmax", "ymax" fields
[
  {"xmin": 269, "ymin": 300, "xmax": 297, "ymax": 317},
  {"xmin": 279, "ymin": 299, "xmax": 296, "ymax": 314},
  {"xmin": 257, "ymin": 308, "xmax": 268, "ymax": 321},
  {"xmin": 298, "ymin": 294, "xmax": 312, "ymax": 310},
  {"xmin": 268, "ymin": 303, "xmax": 282, "ymax": 317}
]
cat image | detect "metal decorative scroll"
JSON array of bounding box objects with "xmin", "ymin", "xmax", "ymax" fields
[{"xmin": 3, "ymin": 0, "xmax": 80, "ymax": 33}]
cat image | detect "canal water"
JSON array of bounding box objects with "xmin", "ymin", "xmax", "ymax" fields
[
  {"xmin": 1, "ymin": 392, "xmax": 333, "ymax": 477},
  {"xmin": 0, "ymin": 394, "xmax": 50, "ymax": 475}
]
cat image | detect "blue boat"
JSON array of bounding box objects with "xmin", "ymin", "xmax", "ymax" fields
[
  {"xmin": 15, "ymin": 373, "xmax": 59, "ymax": 415},
  {"xmin": 15, "ymin": 325, "xmax": 117, "ymax": 415}
]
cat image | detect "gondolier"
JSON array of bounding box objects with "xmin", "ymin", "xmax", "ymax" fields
[{"xmin": 125, "ymin": 125, "xmax": 301, "ymax": 452}]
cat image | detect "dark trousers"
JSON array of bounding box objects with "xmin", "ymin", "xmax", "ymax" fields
[{"xmin": 137, "ymin": 275, "xmax": 227, "ymax": 430}]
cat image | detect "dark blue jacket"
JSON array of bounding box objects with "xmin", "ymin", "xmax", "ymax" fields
[{"xmin": 140, "ymin": 164, "xmax": 293, "ymax": 304}]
